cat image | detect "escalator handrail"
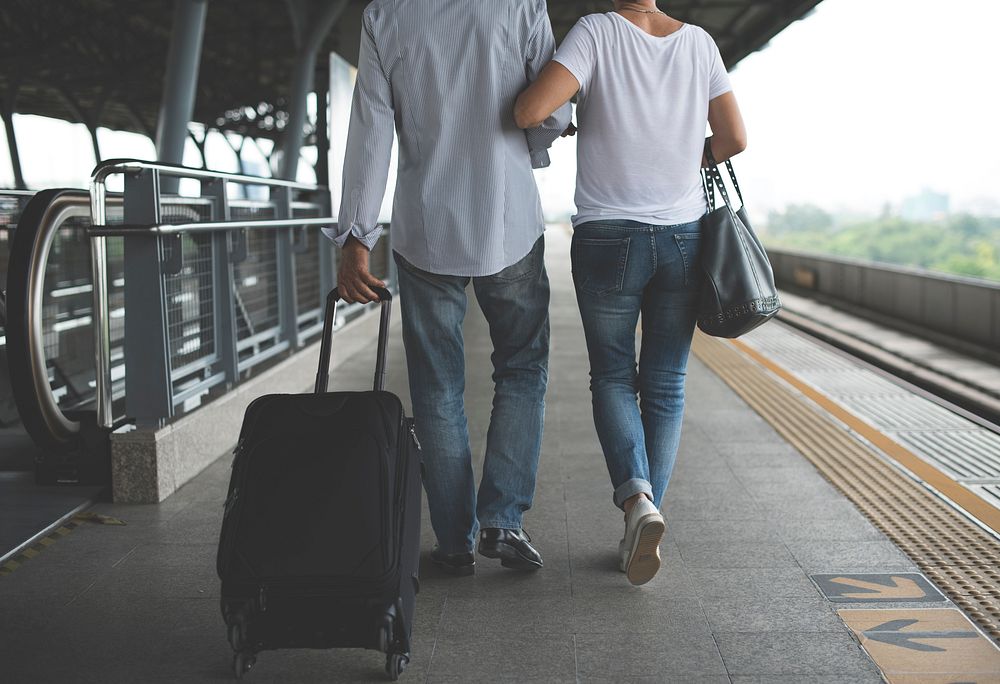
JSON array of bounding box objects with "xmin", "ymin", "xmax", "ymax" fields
[{"xmin": 5, "ymin": 189, "xmax": 91, "ymax": 450}]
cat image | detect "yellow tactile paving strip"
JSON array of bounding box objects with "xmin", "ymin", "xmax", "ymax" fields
[
  {"xmin": 692, "ymin": 333, "xmax": 1000, "ymax": 647},
  {"xmin": 0, "ymin": 519, "xmax": 79, "ymax": 576}
]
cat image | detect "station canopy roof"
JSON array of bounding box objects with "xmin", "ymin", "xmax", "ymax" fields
[{"xmin": 0, "ymin": 0, "xmax": 822, "ymax": 141}]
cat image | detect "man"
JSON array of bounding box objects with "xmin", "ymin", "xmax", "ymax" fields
[{"xmin": 327, "ymin": 0, "xmax": 572, "ymax": 576}]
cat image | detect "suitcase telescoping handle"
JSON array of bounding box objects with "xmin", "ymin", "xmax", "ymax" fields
[{"xmin": 314, "ymin": 287, "xmax": 393, "ymax": 395}]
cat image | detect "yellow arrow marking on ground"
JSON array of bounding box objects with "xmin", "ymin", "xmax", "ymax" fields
[{"xmin": 830, "ymin": 576, "xmax": 926, "ymax": 600}]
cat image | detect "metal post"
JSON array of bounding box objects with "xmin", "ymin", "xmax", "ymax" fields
[
  {"xmin": 278, "ymin": 0, "xmax": 349, "ymax": 180},
  {"xmin": 89, "ymin": 180, "xmax": 113, "ymax": 428},
  {"xmin": 89, "ymin": 125, "xmax": 102, "ymax": 165},
  {"xmin": 155, "ymin": 0, "xmax": 208, "ymax": 193},
  {"xmin": 2, "ymin": 108, "xmax": 26, "ymax": 190},
  {"xmin": 203, "ymin": 178, "xmax": 240, "ymax": 386},
  {"xmin": 274, "ymin": 187, "xmax": 301, "ymax": 349},
  {"xmin": 317, "ymin": 189, "xmax": 335, "ymax": 309},
  {"xmin": 123, "ymin": 170, "xmax": 174, "ymax": 425}
]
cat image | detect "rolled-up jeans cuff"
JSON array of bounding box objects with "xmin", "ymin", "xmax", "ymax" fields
[{"xmin": 613, "ymin": 478, "xmax": 653, "ymax": 511}]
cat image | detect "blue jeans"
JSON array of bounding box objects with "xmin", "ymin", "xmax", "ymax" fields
[
  {"xmin": 394, "ymin": 237, "xmax": 550, "ymax": 554},
  {"xmin": 571, "ymin": 219, "xmax": 702, "ymax": 510}
]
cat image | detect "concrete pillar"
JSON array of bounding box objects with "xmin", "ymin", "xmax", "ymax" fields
[
  {"xmin": 155, "ymin": 0, "xmax": 208, "ymax": 192},
  {"xmin": 314, "ymin": 62, "xmax": 330, "ymax": 188},
  {"xmin": 278, "ymin": 0, "xmax": 349, "ymax": 181}
]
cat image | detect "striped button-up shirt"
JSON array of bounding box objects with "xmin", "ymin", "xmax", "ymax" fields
[{"xmin": 327, "ymin": 0, "xmax": 572, "ymax": 277}]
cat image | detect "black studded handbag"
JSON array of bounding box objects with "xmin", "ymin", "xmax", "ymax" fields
[{"xmin": 696, "ymin": 139, "xmax": 781, "ymax": 338}]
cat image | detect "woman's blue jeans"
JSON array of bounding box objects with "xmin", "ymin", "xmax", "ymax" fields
[{"xmin": 571, "ymin": 219, "xmax": 702, "ymax": 510}]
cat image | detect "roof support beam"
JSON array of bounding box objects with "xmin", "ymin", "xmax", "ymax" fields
[
  {"xmin": 2, "ymin": 86, "xmax": 25, "ymax": 190},
  {"xmin": 155, "ymin": 0, "xmax": 207, "ymax": 193},
  {"xmin": 278, "ymin": 0, "xmax": 349, "ymax": 181}
]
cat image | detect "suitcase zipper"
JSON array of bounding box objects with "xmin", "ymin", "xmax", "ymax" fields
[{"xmin": 407, "ymin": 421, "xmax": 421, "ymax": 451}]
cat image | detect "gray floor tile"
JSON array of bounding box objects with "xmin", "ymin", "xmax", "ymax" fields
[
  {"xmin": 756, "ymin": 498, "xmax": 871, "ymax": 523},
  {"xmin": 676, "ymin": 540, "xmax": 798, "ymax": 569},
  {"xmin": 427, "ymin": 633, "xmax": 576, "ymax": 680},
  {"xmin": 663, "ymin": 496, "xmax": 765, "ymax": 521},
  {"xmin": 731, "ymin": 676, "xmax": 884, "ymax": 684},
  {"xmin": 702, "ymin": 596, "xmax": 847, "ymax": 633},
  {"xmin": 575, "ymin": 632, "xmax": 729, "ymax": 678},
  {"xmin": 684, "ymin": 568, "xmax": 822, "ymax": 599},
  {"xmin": 570, "ymin": 595, "xmax": 710, "ymax": 634},
  {"xmin": 772, "ymin": 517, "xmax": 887, "ymax": 542},
  {"xmin": 443, "ymin": 563, "xmax": 574, "ymax": 599},
  {"xmin": 437, "ymin": 595, "xmax": 570, "ymax": 635},
  {"xmin": 715, "ymin": 631, "xmax": 881, "ymax": 676},
  {"xmin": 580, "ymin": 678, "xmax": 732, "ymax": 684},
  {"xmin": 666, "ymin": 518, "xmax": 781, "ymax": 543},
  {"xmin": 784, "ymin": 540, "xmax": 918, "ymax": 573}
]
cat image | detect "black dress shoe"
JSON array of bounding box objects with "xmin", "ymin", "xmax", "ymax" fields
[
  {"xmin": 478, "ymin": 528, "xmax": 543, "ymax": 571},
  {"xmin": 431, "ymin": 546, "xmax": 475, "ymax": 576}
]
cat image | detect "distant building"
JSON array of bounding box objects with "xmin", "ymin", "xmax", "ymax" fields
[{"xmin": 901, "ymin": 189, "xmax": 950, "ymax": 222}]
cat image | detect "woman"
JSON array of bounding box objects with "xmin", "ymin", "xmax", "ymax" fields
[{"xmin": 515, "ymin": 0, "xmax": 747, "ymax": 585}]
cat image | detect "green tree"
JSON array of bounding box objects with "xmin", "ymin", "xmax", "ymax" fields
[
  {"xmin": 761, "ymin": 211, "xmax": 1000, "ymax": 282},
  {"xmin": 765, "ymin": 204, "xmax": 833, "ymax": 235}
]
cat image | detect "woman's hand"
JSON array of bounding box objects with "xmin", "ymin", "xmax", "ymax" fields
[{"xmin": 561, "ymin": 123, "xmax": 578, "ymax": 137}]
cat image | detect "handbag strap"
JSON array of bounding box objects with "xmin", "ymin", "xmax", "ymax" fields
[{"xmin": 703, "ymin": 138, "xmax": 744, "ymax": 212}]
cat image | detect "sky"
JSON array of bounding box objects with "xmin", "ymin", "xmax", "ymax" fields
[
  {"xmin": 2, "ymin": 0, "xmax": 998, "ymax": 219},
  {"xmin": 537, "ymin": 0, "xmax": 1000, "ymax": 219}
]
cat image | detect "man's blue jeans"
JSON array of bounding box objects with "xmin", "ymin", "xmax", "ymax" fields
[
  {"xmin": 394, "ymin": 237, "xmax": 550, "ymax": 554},
  {"xmin": 571, "ymin": 219, "xmax": 702, "ymax": 510}
]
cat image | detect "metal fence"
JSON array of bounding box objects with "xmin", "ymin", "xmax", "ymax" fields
[
  {"xmin": 769, "ymin": 248, "xmax": 1000, "ymax": 353},
  {"xmin": 87, "ymin": 159, "xmax": 394, "ymax": 430}
]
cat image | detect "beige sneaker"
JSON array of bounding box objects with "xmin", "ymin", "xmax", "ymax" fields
[{"xmin": 619, "ymin": 497, "xmax": 665, "ymax": 586}]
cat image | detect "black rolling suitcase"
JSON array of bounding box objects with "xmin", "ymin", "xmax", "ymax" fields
[{"xmin": 217, "ymin": 287, "xmax": 422, "ymax": 681}]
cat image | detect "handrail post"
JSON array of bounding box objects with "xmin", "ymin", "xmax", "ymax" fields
[
  {"xmin": 123, "ymin": 169, "xmax": 174, "ymax": 426},
  {"xmin": 203, "ymin": 178, "xmax": 239, "ymax": 387},
  {"xmin": 274, "ymin": 186, "xmax": 301, "ymax": 349},
  {"xmin": 317, "ymin": 191, "xmax": 336, "ymax": 315},
  {"xmin": 89, "ymin": 180, "xmax": 114, "ymax": 429}
]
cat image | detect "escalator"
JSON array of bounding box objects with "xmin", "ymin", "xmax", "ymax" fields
[{"xmin": 0, "ymin": 190, "xmax": 105, "ymax": 562}]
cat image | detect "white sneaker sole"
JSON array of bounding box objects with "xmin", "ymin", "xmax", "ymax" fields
[{"xmin": 624, "ymin": 514, "xmax": 665, "ymax": 586}]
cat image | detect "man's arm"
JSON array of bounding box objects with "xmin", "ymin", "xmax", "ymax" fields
[
  {"xmin": 522, "ymin": 9, "xmax": 572, "ymax": 168},
  {"xmin": 330, "ymin": 13, "xmax": 393, "ymax": 303}
]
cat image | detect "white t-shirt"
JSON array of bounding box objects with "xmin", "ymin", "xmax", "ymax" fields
[{"xmin": 554, "ymin": 13, "xmax": 732, "ymax": 227}]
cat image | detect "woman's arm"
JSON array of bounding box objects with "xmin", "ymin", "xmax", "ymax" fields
[
  {"xmin": 515, "ymin": 61, "xmax": 580, "ymax": 130},
  {"xmin": 707, "ymin": 91, "xmax": 748, "ymax": 162}
]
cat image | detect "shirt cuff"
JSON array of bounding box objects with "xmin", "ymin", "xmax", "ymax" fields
[
  {"xmin": 531, "ymin": 148, "xmax": 552, "ymax": 169},
  {"xmin": 322, "ymin": 222, "xmax": 384, "ymax": 250}
]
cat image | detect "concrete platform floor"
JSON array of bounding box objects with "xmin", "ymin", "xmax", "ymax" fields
[{"xmin": 0, "ymin": 228, "xmax": 909, "ymax": 682}]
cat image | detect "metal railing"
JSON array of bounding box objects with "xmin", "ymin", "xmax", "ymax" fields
[
  {"xmin": 769, "ymin": 248, "xmax": 1000, "ymax": 355},
  {"xmin": 83, "ymin": 160, "xmax": 392, "ymax": 430}
]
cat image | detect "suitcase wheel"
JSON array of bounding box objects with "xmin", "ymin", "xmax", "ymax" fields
[
  {"xmin": 385, "ymin": 653, "xmax": 409, "ymax": 681},
  {"xmin": 378, "ymin": 624, "xmax": 389, "ymax": 654},
  {"xmin": 227, "ymin": 620, "xmax": 246, "ymax": 651},
  {"xmin": 233, "ymin": 651, "xmax": 256, "ymax": 680}
]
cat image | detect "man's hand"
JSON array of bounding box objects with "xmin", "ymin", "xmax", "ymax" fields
[
  {"xmin": 561, "ymin": 123, "xmax": 578, "ymax": 138},
  {"xmin": 338, "ymin": 236, "xmax": 386, "ymax": 304}
]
